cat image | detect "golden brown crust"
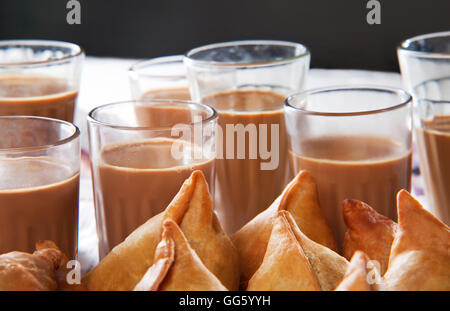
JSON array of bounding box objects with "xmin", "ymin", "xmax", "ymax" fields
[
  {"xmin": 133, "ymin": 233, "xmax": 174, "ymax": 291},
  {"xmin": 342, "ymin": 199, "xmax": 397, "ymax": 275},
  {"xmin": 0, "ymin": 241, "xmax": 63, "ymax": 291},
  {"xmin": 35, "ymin": 240, "xmax": 85, "ymax": 291},
  {"xmin": 170, "ymin": 171, "xmax": 239, "ymax": 290},
  {"xmin": 134, "ymin": 220, "xmax": 227, "ymax": 291},
  {"xmin": 247, "ymin": 212, "xmax": 321, "ymax": 291},
  {"xmin": 283, "ymin": 211, "xmax": 348, "ymax": 291},
  {"xmin": 83, "ymin": 170, "xmax": 239, "ymax": 290},
  {"xmin": 282, "ymin": 171, "xmax": 337, "ymax": 252},
  {"xmin": 232, "ymin": 170, "xmax": 336, "ymax": 284},
  {"xmin": 335, "ymin": 251, "xmax": 384, "ymax": 291},
  {"xmin": 384, "ymin": 190, "xmax": 450, "ymax": 291},
  {"xmin": 230, "ymin": 196, "xmax": 280, "ymax": 286}
]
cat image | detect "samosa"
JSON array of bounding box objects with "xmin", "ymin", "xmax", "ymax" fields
[
  {"xmin": 0, "ymin": 241, "xmax": 63, "ymax": 291},
  {"xmin": 283, "ymin": 211, "xmax": 348, "ymax": 290},
  {"xmin": 247, "ymin": 212, "xmax": 321, "ymax": 291},
  {"xmin": 83, "ymin": 170, "xmax": 239, "ymax": 290},
  {"xmin": 34, "ymin": 240, "xmax": 85, "ymax": 291},
  {"xmin": 384, "ymin": 190, "xmax": 450, "ymax": 291},
  {"xmin": 335, "ymin": 251, "xmax": 385, "ymax": 291},
  {"xmin": 232, "ymin": 170, "xmax": 336, "ymax": 284},
  {"xmin": 247, "ymin": 211, "xmax": 347, "ymax": 291},
  {"xmin": 342, "ymin": 199, "xmax": 397, "ymax": 275},
  {"xmin": 134, "ymin": 220, "xmax": 227, "ymax": 291}
]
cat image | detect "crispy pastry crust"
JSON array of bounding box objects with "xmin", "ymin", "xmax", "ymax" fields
[
  {"xmin": 134, "ymin": 220, "xmax": 227, "ymax": 291},
  {"xmin": 384, "ymin": 190, "xmax": 450, "ymax": 291},
  {"xmin": 83, "ymin": 170, "xmax": 239, "ymax": 290},
  {"xmin": 335, "ymin": 251, "xmax": 385, "ymax": 291},
  {"xmin": 342, "ymin": 199, "xmax": 397, "ymax": 275},
  {"xmin": 232, "ymin": 170, "xmax": 337, "ymax": 284}
]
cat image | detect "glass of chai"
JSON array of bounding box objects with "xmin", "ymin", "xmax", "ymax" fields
[
  {"xmin": 129, "ymin": 55, "xmax": 191, "ymax": 101},
  {"xmin": 0, "ymin": 116, "xmax": 80, "ymax": 258},
  {"xmin": 285, "ymin": 86, "xmax": 413, "ymax": 247},
  {"xmin": 88, "ymin": 100, "xmax": 217, "ymax": 259},
  {"xmin": 185, "ymin": 40, "xmax": 310, "ymax": 234},
  {"xmin": 398, "ymin": 31, "xmax": 450, "ymax": 225},
  {"xmin": 0, "ymin": 40, "xmax": 84, "ymax": 122}
]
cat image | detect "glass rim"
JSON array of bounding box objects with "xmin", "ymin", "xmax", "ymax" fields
[
  {"xmin": 184, "ymin": 40, "xmax": 310, "ymax": 68},
  {"xmin": 284, "ymin": 85, "xmax": 412, "ymax": 117},
  {"xmin": 87, "ymin": 99, "xmax": 218, "ymax": 131},
  {"xmin": 398, "ymin": 31, "xmax": 450, "ymax": 59},
  {"xmin": 0, "ymin": 115, "xmax": 80, "ymax": 152},
  {"xmin": 0, "ymin": 39, "xmax": 84, "ymax": 67},
  {"xmin": 129, "ymin": 55, "xmax": 186, "ymax": 79},
  {"xmin": 415, "ymin": 98, "xmax": 450, "ymax": 129},
  {"xmin": 418, "ymin": 98, "xmax": 450, "ymax": 105}
]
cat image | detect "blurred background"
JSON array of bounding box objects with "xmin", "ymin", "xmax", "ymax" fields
[{"xmin": 0, "ymin": 0, "xmax": 449, "ymax": 71}]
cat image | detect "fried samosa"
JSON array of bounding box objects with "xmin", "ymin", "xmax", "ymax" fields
[
  {"xmin": 83, "ymin": 170, "xmax": 239, "ymax": 291},
  {"xmin": 282, "ymin": 211, "xmax": 348, "ymax": 290},
  {"xmin": 335, "ymin": 251, "xmax": 385, "ymax": 291},
  {"xmin": 384, "ymin": 190, "xmax": 450, "ymax": 291},
  {"xmin": 246, "ymin": 212, "xmax": 321, "ymax": 291},
  {"xmin": 232, "ymin": 170, "xmax": 336, "ymax": 284},
  {"xmin": 0, "ymin": 241, "xmax": 63, "ymax": 291},
  {"xmin": 342, "ymin": 199, "xmax": 397, "ymax": 275},
  {"xmin": 247, "ymin": 211, "xmax": 347, "ymax": 291},
  {"xmin": 35, "ymin": 240, "xmax": 85, "ymax": 291},
  {"xmin": 134, "ymin": 220, "xmax": 227, "ymax": 291}
]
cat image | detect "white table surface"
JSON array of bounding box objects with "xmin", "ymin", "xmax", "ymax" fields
[{"xmin": 76, "ymin": 56, "xmax": 425, "ymax": 273}]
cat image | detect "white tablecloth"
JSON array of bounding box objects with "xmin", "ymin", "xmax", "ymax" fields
[{"xmin": 76, "ymin": 56, "xmax": 424, "ymax": 273}]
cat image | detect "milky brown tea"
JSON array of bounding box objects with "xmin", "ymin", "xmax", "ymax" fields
[
  {"xmin": 203, "ymin": 89, "xmax": 289, "ymax": 234},
  {"xmin": 417, "ymin": 115, "xmax": 450, "ymax": 225},
  {"xmin": 0, "ymin": 75, "xmax": 78, "ymax": 122},
  {"xmin": 95, "ymin": 138, "xmax": 214, "ymax": 250},
  {"xmin": 290, "ymin": 136, "xmax": 412, "ymax": 245},
  {"xmin": 140, "ymin": 87, "xmax": 191, "ymax": 101},
  {"xmin": 0, "ymin": 157, "xmax": 79, "ymax": 257}
]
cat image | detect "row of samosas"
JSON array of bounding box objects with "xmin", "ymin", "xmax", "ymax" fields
[{"xmin": 1, "ymin": 170, "xmax": 449, "ymax": 291}]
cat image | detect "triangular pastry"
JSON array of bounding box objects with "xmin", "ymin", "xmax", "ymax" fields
[
  {"xmin": 246, "ymin": 212, "xmax": 321, "ymax": 291},
  {"xmin": 0, "ymin": 241, "xmax": 63, "ymax": 291},
  {"xmin": 134, "ymin": 220, "xmax": 227, "ymax": 291},
  {"xmin": 232, "ymin": 170, "xmax": 336, "ymax": 284},
  {"xmin": 83, "ymin": 170, "xmax": 239, "ymax": 290},
  {"xmin": 335, "ymin": 251, "xmax": 385, "ymax": 291},
  {"xmin": 384, "ymin": 190, "xmax": 450, "ymax": 291},
  {"xmin": 283, "ymin": 211, "xmax": 348, "ymax": 290},
  {"xmin": 342, "ymin": 199, "xmax": 397, "ymax": 275}
]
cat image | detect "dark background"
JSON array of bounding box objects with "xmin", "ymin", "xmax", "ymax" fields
[{"xmin": 0, "ymin": 0, "xmax": 449, "ymax": 71}]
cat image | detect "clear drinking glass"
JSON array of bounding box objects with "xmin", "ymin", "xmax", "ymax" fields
[
  {"xmin": 285, "ymin": 86, "xmax": 413, "ymax": 247},
  {"xmin": 0, "ymin": 116, "xmax": 80, "ymax": 258},
  {"xmin": 87, "ymin": 100, "xmax": 217, "ymax": 258},
  {"xmin": 185, "ymin": 40, "xmax": 310, "ymax": 234},
  {"xmin": 398, "ymin": 31, "xmax": 450, "ymax": 225},
  {"xmin": 0, "ymin": 40, "xmax": 84, "ymax": 122},
  {"xmin": 129, "ymin": 55, "xmax": 190, "ymax": 100}
]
